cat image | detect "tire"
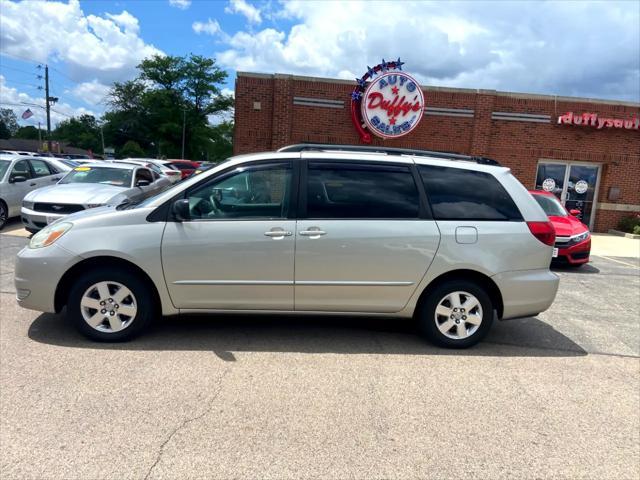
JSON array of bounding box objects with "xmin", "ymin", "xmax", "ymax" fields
[
  {"xmin": 67, "ymin": 267, "xmax": 155, "ymax": 341},
  {"xmin": 0, "ymin": 200, "xmax": 7, "ymax": 230},
  {"xmin": 417, "ymin": 280, "xmax": 493, "ymax": 348}
]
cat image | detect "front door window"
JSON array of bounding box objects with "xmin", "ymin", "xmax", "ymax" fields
[
  {"xmin": 565, "ymin": 165, "xmax": 599, "ymax": 227},
  {"xmin": 535, "ymin": 162, "xmax": 600, "ymax": 229}
]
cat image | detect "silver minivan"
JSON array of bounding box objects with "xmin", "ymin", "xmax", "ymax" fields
[{"xmin": 15, "ymin": 145, "xmax": 559, "ymax": 347}]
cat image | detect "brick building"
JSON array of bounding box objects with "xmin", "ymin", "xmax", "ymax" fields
[{"xmin": 234, "ymin": 72, "xmax": 639, "ymax": 232}]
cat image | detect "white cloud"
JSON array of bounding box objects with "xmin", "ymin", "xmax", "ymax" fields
[
  {"xmin": 0, "ymin": 0, "xmax": 162, "ymax": 84},
  {"xmin": 215, "ymin": 0, "xmax": 640, "ymax": 101},
  {"xmin": 72, "ymin": 80, "xmax": 111, "ymax": 106},
  {"xmin": 169, "ymin": 0, "xmax": 191, "ymax": 10},
  {"xmin": 192, "ymin": 18, "xmax": 224, "ymax": 36},
  {"xmin": 105, "ymin": 11, "xmax": 140, "ymax": 34},
  {"xmin": 0, "ymin": 75, "xmax": 95, "ymax": 126},
  {"xmin": 225, "ymin": 0, "xmax": 262, "ymax": 25}
]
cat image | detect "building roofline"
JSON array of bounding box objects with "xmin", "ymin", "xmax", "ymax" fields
[{"xmin": 236, "ymin": 71, "xmax": 640, "ymax": 108}]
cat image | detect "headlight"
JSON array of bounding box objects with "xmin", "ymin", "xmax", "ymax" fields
[
  {"xmin": 22, "ymin": 200, "xmax": 34, "ymax": 209},
  {"xmin": 571, "ymin": 231, "xmax": 590, "ymax": 243},
  {"xmin": 29, "ymin": 222, "xmax": 73, "ymax": 249},
  {"xmin": 86, "ymin": 203, "xmax": 104, "ymax": 209}
]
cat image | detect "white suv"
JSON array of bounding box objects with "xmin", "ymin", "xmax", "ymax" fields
[{"xmin": 15, "ymin": 144, "xmax": 559, "ymax": 347}]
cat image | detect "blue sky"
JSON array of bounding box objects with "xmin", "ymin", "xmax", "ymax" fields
[{"xmin": 1, "ymin": 0, "xmax": 638, "ymax": 127}]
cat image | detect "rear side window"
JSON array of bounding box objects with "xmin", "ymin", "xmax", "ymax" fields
[
  {"xmin": 419, "ymin": 165, "xmax": 522, "ymax": 221},
  {"xmin": 307, "ymin": 162, "xmax": 419, "ymax": 219},
  {"xmin": 29, "ymin": 159, "xmax": 53, "ymax": 177}
]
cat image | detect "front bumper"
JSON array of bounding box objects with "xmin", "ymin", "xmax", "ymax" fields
[
  {"xmin": 555, "ymin": 237, "xmax": 591, "ymax": 265},
  {"xmin": 14, "ymin": 243, "xmax": 79, "ymax": 313},
  {"xmin": 492, "ymin": 269, "xmax": 560, "ymax": 320},
  {"xmin": 21, "ymin": 207, "xmax": 67, "ymax": 231}
]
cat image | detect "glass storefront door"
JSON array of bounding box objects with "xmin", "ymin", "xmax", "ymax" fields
[{"xmin": 535, "ymin": 161, "xmax": 600, "ymax": 229}]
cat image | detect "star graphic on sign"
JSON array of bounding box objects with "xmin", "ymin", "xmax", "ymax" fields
[
  {"xmin": 391, "ymin": 86, "xmax": 399, "ymax": 95},
  {"xmin": 389, "ymin": 117, "xmax": 396, "ymax": 125}
]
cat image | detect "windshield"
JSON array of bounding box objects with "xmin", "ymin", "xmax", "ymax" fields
[
  {"xmin": 0, "ymin": 160, "xmax": 10, "ymax": 180},
  {"xmin": 533, "ymin": 193, "xmax": 566, "ymax": 217},
  {"xmin": 60, "ymin": 167, "xmax": 132, "ymax": 187},
  {"xmin": 60, "ymin": 159, "xmax": 80, "ymax": 168}
]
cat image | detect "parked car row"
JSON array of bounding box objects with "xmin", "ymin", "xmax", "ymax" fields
[
  {"xmin": 0, "ymin": 153, "xmax": 193, "ymax": 230},
  {"xmin": 21, "ymin": 162, "xmax": 172, "ymax": 233}
]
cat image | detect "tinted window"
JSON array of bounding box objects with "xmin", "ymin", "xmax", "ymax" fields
[
  {"xmin": 186, "ymin": 163, "xmax": 291, "ymax": 220},
  {"xmin": 170, "ymin": 163, "xmax": 192, "ymax": 170},
  {"xmin": 307, "ymin": 163, "xmax": 419, "ymax": 219},
  {"xmin": 419, "ymin": 165, "xmax": 522, "ymax": 221},
  {"xmin": 10, "ymin": 160, "xmax": 32, "ymax": 180},
  {"xmin": 135, "ymin": 168, "xmax": 153, "ymax": 184},
  {"xmin": 30, "ymin": 159, "xmax": 53, "ymax": 177},
  {"xmin": 532, "ymin": 193, "xmax": 566, "ymax": 217},
  {"xmin": 0, "ymin": 160, "xmax": 10, "ymax": 180}
]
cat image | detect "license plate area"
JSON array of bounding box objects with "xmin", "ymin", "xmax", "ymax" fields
[{"xmin": 552, "ymin": 248, "xmax": 559, "ymax": 258}]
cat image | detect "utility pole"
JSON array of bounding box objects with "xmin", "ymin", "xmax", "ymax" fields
[
  {"xmin": 44, "ymin": 65, "xmax": 52, "ymax": 153},
  {"xmin": 37, "ymin": 121, "xmax": 42, "ymax": 145},
  {"xmin": 100, "ymin": 126, "xmax": 105, "ymax": 157},
  {"xmin": 181, "ymin": 108, "xmax": 186, "ymax": 159}
]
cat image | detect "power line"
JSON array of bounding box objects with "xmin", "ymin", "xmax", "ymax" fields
[
  {"xmin": 0, "ymin": 64, "xmax": 38, "ymax": 76},
  {"xmin": 0, "ymin": 52, "xmax": 43, "ymax": 65},
  {"xmin": 48, "ymin": 65, "xmax": 81, "ymax": 85}
]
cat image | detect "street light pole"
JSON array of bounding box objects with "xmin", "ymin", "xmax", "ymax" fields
[
  {"xmin": 100, "ymin": 126, "xmax": 105, "ymax": 157},
  {"xmin": 181, "ymin": 108, "xmax": 186, "ymax": 159},
  {"xmin": 44, "ymin": 65, "xmax": 52, "ymax": 153}
]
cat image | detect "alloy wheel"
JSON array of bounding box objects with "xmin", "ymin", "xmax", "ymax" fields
[
  {"xmin": 0, "ymin": 203, "xmax": 6, "ymax": 229},
  {"xmin": 434, "ymin": 291, "xmax": 483, "ymax": 340},
  {"xmin": 80, "ymin": 281, "xmax": 137, "ymax": 333}
]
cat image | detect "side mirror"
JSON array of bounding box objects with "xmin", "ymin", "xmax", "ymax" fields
[
  {"xmin": 136, "ymin": 179, "xmax": 151, "ymax": 187},
  {"xmin": 569, "ymin": 209, "xmax": 581, "ymax": 216},
  {"xmin": 172, "ymin": 198, "xmax": 190, "ymax": 221},
  {"xmin": 9, "ymin": 175, "xmax": 27, "ymax": 183}
]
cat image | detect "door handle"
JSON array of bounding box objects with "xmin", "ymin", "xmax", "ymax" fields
[
  {"xmin": 299, "ymin": 229, "xmax": 327, "ymax": 237},
  {"xmin": 264, "ymin": 230, "xmax": 292, "ymax": 238},
  {"xmin": 29, "ymin": 182, "xmax": 36, "ymax": 186},
  {"xmin": 50, "ymin": 177, "xmax": 59, "ymax": 182}
]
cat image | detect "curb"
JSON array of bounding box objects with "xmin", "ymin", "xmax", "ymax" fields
[{"xmin": 608, "ymin": 229, "xmax": 640, "ymax": 239}]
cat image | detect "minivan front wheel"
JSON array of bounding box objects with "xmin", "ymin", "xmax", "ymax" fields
[
  {"xmin": 67, "ymin": 267, "xmax": 154, "ymax": 341},
  {"xmin": 418, "ymin": 280, "xmax": 493, "ymax": 348}
]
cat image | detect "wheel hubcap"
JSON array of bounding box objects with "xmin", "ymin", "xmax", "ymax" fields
[
  {"xmin": 80, "ymin": 281, "xmax": 137, "ymax": 333},
  {"xmin": 434, "ymin": 291, "xmax": 483, "ymax": 340}
]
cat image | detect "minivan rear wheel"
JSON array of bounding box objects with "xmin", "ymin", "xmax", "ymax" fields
[
  {"xmin": 67, "ymin": 267, "xmax": 155, "ymax": 341},
  {"xmin": 417, "ymin": 280, "xmax": 493, "ymax": 348}
]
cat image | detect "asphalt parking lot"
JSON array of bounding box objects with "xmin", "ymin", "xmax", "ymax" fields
[{"xmin": 1, "ymin": 227, "xmax": 639, "ymax": 480}]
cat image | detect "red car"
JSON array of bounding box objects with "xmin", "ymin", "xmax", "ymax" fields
[
  {"xmin": 529, "ymin": 190, "xmax": 591, "ymax": 266},
  {"xmin": 162, "ymin": 160, "xmax": 201, "ymax": 179}
]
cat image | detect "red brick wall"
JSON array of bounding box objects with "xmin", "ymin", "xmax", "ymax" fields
[{"xmin": 234, "ymin": 73, "xmax": 640, "ymax": 232}]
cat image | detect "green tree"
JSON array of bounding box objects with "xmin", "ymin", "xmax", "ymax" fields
[
  {"xmin": 53, "ymin": 115, "xmax": 101, "ymax": 153},
  {"xmin": 14, "ymin": 125, "xmax": 43, "ymax": 140},
  {"xmin": 104, "ymin": 54, "xmax": 233, "ymax": 160},
  {"xmin": 119, "ymin": 140, "xmax": 145, "ymax": 158},
  {"xmin": 0, "ymin": 108, "xmax": 19, "ymax": 138}
]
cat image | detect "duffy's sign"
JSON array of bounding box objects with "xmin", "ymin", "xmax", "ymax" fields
[{"xmin": 351, "ymin": 59, "xmax": 424, "ymax": 142}]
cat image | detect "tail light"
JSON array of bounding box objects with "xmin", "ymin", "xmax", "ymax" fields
[{"xmin": 527, "ymin": 221, "xmax": 556, "ymax": 246}]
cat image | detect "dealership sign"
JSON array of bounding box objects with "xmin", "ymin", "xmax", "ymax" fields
[
  {"xmin": 558, "ymin": 112, "xmax": 639, "ymax": 131},
  {"xmin": 350, "ymin": 58, "xmax": 424, "ymax": 143}
]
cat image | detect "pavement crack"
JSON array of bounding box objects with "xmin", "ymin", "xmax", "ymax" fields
[{"xmin": 144, "ymin": 367, "xmax": 231, "ymax": 480}]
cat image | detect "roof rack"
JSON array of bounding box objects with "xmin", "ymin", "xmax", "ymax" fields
[{"xmin": 277, "ymin": 143, "xmax": 501, "ymax": 166}]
